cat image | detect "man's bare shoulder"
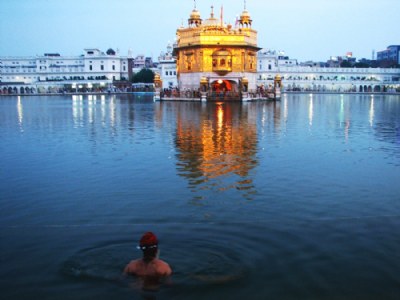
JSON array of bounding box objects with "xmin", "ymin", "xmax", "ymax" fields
[
  {"xmin": 124, "ymin": 259, "xmax": 142, "ymax": 274},
  {"xmin": 154, "ymin": 259, "xmax": 172, "ymax": 275}
]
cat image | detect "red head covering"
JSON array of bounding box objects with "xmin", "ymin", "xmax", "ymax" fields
[{"xmin": 139, "ymin": 232, "xmax": 158, "ymax": 247}]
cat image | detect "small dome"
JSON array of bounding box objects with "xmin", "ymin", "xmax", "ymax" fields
[
  {"xmin": 239, "ymin": 9, "xmax": 252, "ymax": 27},
  {"xmin": 203, "ymin": 16, "xmax": 219, "ymax": 27},
  {"xmin": 240, "ymin": 10, "xmax": 251, "ymax": 18},
  {"xmin": 202, "ymin": 5, "xmax": 220, "ymax": 27},
  {"xmin": 188, "ymin": 8, "xmax": 202, "ymax": 27},
  {"xmin": 190, "ymin": 9, "xmax": 201, "ymax": 19}
]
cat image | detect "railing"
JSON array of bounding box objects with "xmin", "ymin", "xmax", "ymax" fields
[
  {"xmin": 160, "ymin": 90, "xmax": 243, "ymax": 101},
  {"xmin": 207, "ymin": 91, "xmax": 241, "ymax": 101},
  {"xmin": 272, "ymin": 66, "xmax": 400, "ymax": 74},
  {"xmin": 161, "ymin": 90, "xmax": 201, "ymax": 99}
]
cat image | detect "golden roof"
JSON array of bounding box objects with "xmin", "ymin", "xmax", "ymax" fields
[{"xmin": 176, "ymin": 5, "xmax": 259, "ymax": 50}]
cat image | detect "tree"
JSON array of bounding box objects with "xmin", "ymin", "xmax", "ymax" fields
[
  {"xmin": 106, "ymin": 48, "xmax": 116, "ymax": 55},
  {"xmin": 340, "ymin": 61, "xmax": 352, "ymax": 68},
  {"xmin": 131, "ymin": 68, "xmax": 155, "ymax": 83},
  {"xmin": 354, "ymin": 62, "xmax": 370, "ymax": 68}
]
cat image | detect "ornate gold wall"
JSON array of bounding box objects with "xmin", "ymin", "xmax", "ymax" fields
[
  {"xmin": 174, "ymin": 6, "xmax": 260, "ymax": 78},
  {"xmin": 177, "ymin": 47, "xmax": 258, "ymax": 74}
]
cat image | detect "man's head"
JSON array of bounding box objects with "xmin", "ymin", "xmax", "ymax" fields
[{"xmin": 138, "ymin": 232, "xmax": 158, "ymax": 260}]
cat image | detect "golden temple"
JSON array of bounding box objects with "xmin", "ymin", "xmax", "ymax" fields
[{"xmin": 170, "ymin": 2, "xmax": 261, "ymax": 101}]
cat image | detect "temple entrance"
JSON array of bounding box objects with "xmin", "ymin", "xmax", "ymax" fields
[{"xmin": 208, "ymin": 79, "xmax": 240, "ymax": 101}]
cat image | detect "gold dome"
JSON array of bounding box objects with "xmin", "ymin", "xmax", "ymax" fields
[
  {"xmin": 240, "ymin": 10, "xmax": 251, "ymax": 19},
  {"xmin": 190, "ymin": 9, "xmax": 201, "ymax": 19},
  {"xmin": 202, "ymin": 5, "xmax": 219, "ymax": 27},
  {"xmin": 239, "ymin": 9, "xmax": 252, "ymax": 27},
  {"xmin": 203, "ymin": 16, "xmax": 219, "ymax": 27},
  {"xmin": 188, "ymin": 8, "xmax": 202, "ymax": 27}
]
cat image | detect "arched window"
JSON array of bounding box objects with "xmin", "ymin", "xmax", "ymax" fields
[{"xmin": 212, "ymin": 49, "xmax": 232, "ymax": 74}]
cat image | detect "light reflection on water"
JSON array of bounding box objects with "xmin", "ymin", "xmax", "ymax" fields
[
  {"xmin": 16, "ymin": 96, "xmax": 23, "ymax": 131},
  {"xmin": 171, "ymin": 102, "xmax": 259, "ymax": 198},
  {"xmin": 0, "ymin": 93, "xmax": 400, "ymax": 299}
]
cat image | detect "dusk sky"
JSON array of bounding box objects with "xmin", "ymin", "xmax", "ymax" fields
[{"xmin": 0, "ymin": 0, "xmax": 399, "ymax": 62}]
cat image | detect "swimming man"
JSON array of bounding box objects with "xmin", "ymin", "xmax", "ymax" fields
[{"xmin": 124, "ymin": 232, "xmax": 172, "ymax": 280}]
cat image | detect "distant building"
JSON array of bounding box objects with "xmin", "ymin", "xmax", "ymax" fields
[
  {"xmin": 326, "ymin": 52, "xmax": 356, "ymax": 68},
  {"xmin": 257, "ymin": 65, "xmax": 400, "ymax": 93},
  {"xmin": 157, "ymin": 43, "xmax": 178, "ymax": 89},
  {"xmin": 132, "ymin": 55, "xmax": 155, "ymax": 69},
  {"xmin": 130, "ymin": 54, "xmax": 158, "ymax": 79},
  {"xmin": 145, "ymin": 57, "xmax": 154, "ymax": 68},
  {"xmin": 377, "ymin": 45, "xmax": 400, "ymax": 64},
  {"xmin": 133, "ymin": 55, "xmax": 146, "ymax": 69},
  {"xmin": 300, "ymin": 61, "xmax": 327, "ymax": 68},
  {"xmin": 258, "ymin": 49, "xmax": 298, "ymax": 72},
  {"xmin": 257, "ymin": 50, "xmax": 400, "ymax": 93},
  {"xmin": 0, "ymin": 48, "xmax": 130, "ymax": 93}
]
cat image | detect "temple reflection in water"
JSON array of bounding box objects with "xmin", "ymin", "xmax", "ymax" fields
[
  {"xmin": 5, "ymin": 95, "xmax": 399, "ymax": 206},
  {"xmin": 158, "ymin": 101, "xmax": 266, "ymax": 197},
  {"xmin": 65, "ymin": 93, "xmax": 400, "ymax": 198}
]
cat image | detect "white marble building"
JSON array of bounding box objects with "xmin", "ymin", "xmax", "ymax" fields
[
  {"xmin": 257, "ymin": 49, "xmax": 400, "ymax": 93},
  {"xmin": 2, "ymin": 47, "xmax": 399, "ymax": 94},
  {"xmin": 155, "ymin": 48, "xmax": 400, "ymax": 94},
  {"xmin": 0, "ymin": 49, "xmax": 130, "ymax": 93},
  {"xmin": 157, "ymin": 44, "xmax": 178, "ymax": 89}
]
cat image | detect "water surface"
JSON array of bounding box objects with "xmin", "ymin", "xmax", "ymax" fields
[{"xmin": 0, "ymin": 93, "xmax": 399, "ymax": 299}]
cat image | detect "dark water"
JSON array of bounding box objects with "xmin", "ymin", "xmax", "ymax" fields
[{"xmin": 0, "ymin": 93, "xmax": 399, "ymax": 300}]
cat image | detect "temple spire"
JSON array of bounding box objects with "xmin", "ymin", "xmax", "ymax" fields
[
  {"xmin": 194, "ymin": 0, "xmax": 196, "ymax": 9},
  {"xmin": 244, "ymin": 0, "xmax": 247, "ymax": 10},
  {"xmin": 210, "ymin": 5, "xmax": 214, "ymax": 18}
]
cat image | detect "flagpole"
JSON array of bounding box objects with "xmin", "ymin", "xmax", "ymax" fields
[{"xmin": 220, "ymin": 5, "xmax": 223, "ymax": 26}]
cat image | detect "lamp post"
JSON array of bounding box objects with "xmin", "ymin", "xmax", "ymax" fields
[
  {"xmin": 200, "ymin": 76, "xmax": 208, "ymax": 102},
  {"xmin": 153, "ymin": 73, "xmax": 162, "ymax": 101}
]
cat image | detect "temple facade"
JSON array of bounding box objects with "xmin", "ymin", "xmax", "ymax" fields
[{"xmin": 172, "ymin": 4, "xmax": 261, "ymax": 100}]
